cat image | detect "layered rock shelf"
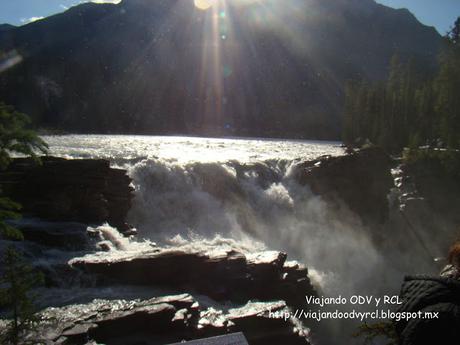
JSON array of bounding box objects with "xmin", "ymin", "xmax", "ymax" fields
[
  {"xmin": 70, "ymin": 248, "xmax": 317, "ymax": 311},
  {"xmin": 0, "ymin": 157, "xmax": 133, "ymax": 232},
  {"xmin": 22, "ymin": 294, "xmax": 311, "ymax": 345}
]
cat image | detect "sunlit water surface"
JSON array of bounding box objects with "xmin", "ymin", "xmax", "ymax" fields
[{"xmin": 43, "ymin": 134, "xmax": 344, "ymax": 163}]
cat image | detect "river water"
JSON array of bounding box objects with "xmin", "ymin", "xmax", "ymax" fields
[{"xmin": 43, "ymin": 135, "xmax": 343, "ymax": 163}]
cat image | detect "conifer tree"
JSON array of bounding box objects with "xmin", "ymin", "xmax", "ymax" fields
[
  {"xmin": 342, "ymin": 17, "xmax": 460, "ymax": 153},
  {"xmin": 0, "ymin": 102, "xmax": 48, "ymax": 170},
  {"xmin": 435, "ymin": 17, "xmax": 460, "ymax": 148},
  {"xmin": 0, "ymin": 248, "xmax": 44, "ymax": 345},
  {"xmin": 0, "ymin": 102, "xmax": 48, "ymax": 344}
]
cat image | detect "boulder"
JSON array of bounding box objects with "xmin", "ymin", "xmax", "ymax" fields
[
  {"xmin": 296, "ymin": 147, "xmax": 394, "ymax": 224},
  {"xmin": 0, "ymin": 157, "xmax": 134, "ymax": 233}
]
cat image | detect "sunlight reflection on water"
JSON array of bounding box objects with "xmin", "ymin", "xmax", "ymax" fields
[{"xmin": 43, "ymin": 134, "xmax": 344, "ymax": 163}]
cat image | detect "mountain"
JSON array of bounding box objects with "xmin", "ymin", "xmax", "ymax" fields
[
  {"xmin": 0, "ymin": 0, "xmax": 442, "ymax": 139},
  {"xmin": 0, "ymin": 24, "xmax": 15, "ymax": 32}
]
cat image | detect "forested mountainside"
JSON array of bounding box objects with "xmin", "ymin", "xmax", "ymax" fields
[{"xmin": 0, "ymin": 0, "xmax": 441, "ymax": 138}]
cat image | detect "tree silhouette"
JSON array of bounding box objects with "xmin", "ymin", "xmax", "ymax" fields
[
  {"xmin": 0, "ymin": 102, "xmax": 47, "ymax": 344},
  {"xmin": 447, "ymin": 17, "xmax": 460, "ymax": 45},
  {"xmin": 0, "ymin": 102, "xmax": 48, "ymax": 170},
  {"xmin": 0, "ymin": 248, "xmax": 44, "ymax": 345}
]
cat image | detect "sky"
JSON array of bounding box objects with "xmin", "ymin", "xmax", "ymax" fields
[
  {"xmin": 0, "ymin": 0, "xmax": 120, "ymax": 26},
  {"xmin": 375, "ymin": 0, "xmax": 460, "ymax": 34},
  {"xmin": 0, "ymin": 0, "xmax": 459, "ymax": 34}
]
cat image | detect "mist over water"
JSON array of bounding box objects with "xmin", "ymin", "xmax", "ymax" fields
[{"xmin": 126, "ymin": 157, "xmax": 385, "ymax": 296}]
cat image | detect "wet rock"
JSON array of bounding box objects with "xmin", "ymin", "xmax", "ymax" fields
[
  {"xmin": 70, "ymin": 248, "xmax": 317, "ymax": 311},
  {"xmin": 96, "ymin": 241, "xmax": 112, "ymax": 252},
  {"xmin": 30, "ymin": 294, "xmax": 311, "ymax": 345},
  {"xmin": 0, "ymin": 157, "xmax": 134, "ymax": 233},
  {"xmin": 296, "ymin": 147, "xmax": 393, "ymax": 224},
  {"xmin": 227, "ymin": 301, "xmax": 310, "ymax": 345},
  {"xmin": 9, "ymin": 220, "xmax": 89, "ymax": 250}
]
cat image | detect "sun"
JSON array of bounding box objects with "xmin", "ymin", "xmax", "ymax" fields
[{"xmin": 194, "ymin": 0, "xmax": 213, "ymax": 10}]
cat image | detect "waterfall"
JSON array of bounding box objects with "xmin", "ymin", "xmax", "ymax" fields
[{"xmin": 126, "ymin": 157, "xmax": 382, "ymax": 296}]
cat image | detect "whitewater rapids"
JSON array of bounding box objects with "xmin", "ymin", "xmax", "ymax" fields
[{"xmin": 39, "ymin": 135, "xmax": 392, "ymax": 296}]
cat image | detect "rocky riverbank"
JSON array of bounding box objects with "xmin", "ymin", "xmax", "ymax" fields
[
  {"xmin": 0, "ymin": 219, "xmax": 316, "ymax": 344},
  {"xmin": 6, "ymin": 294, "xmax": 310, "ymax": 345}
]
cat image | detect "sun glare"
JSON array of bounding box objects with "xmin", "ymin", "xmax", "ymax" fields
[
  {"xmin": 194, "ymin": 0, "xmax": 213, "ymax": 10},
  {"xmin": 186, "ymin": 0, "xmax": 315, "ymax": 128}
]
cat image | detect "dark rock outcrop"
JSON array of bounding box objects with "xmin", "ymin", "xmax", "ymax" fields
[
  {"xmin": 27, "ymin": 294, "xmax": 311, "ymax": 345},
  {"xmin": 0, "ymin": 157, "xmax": 133, "ymax": 232},
  {"xmin": 15, "ymin": 220, "xmax": 89, "ymax": 250},
  {"xmin": 390, "ymin": 150, "xmax": 460, "ymax": 259},
  {"xmin": 70, "ymin": 248, "xmax": 316, "ymax": 311},
  {"xmin": 296, "ymin": 147, "xmax": 394, "ymax": 224},
  {"xmin": 402, "ymin": 151, "xmax": 460, "ymax": 225}
]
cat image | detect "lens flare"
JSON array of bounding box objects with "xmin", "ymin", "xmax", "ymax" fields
[{"xmin": 194, "ymin": 0, "xmax": 213, "ymax": 10}]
